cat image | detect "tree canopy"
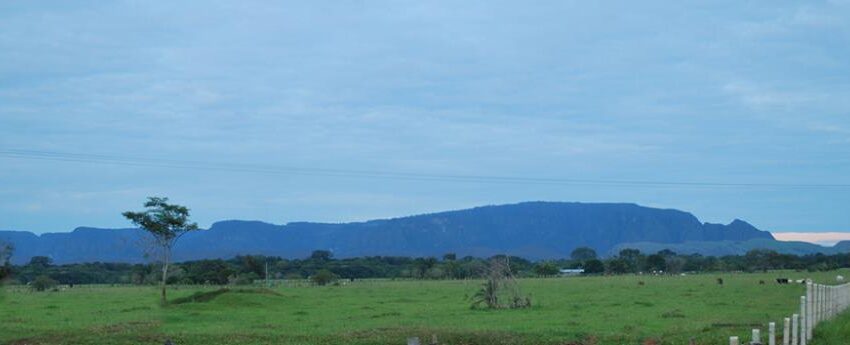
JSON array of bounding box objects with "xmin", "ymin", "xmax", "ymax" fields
[
  {"xmin": 570, "ymin": 247, "xmax": 598, "ymax": 261},
  {"xmin": 123, "ymin": 196, "xmax": 198, "ymax": 305}
]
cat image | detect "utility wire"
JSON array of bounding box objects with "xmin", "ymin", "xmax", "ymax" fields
[{"xmin": 1, "ymin": 148, "xmax": 848, "ymax": 189}]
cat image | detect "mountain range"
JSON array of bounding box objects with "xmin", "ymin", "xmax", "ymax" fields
[{"xmin": 1, "ymin": 201, "xmax": 845, "ymax": 265}]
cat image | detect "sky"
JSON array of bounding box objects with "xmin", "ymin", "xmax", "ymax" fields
[{"xmin": 1, "ymin": 1, "xmax": 849, "ymax": 240}]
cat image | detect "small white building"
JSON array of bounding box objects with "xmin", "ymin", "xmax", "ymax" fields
[{"xmin": 559, "ymin": 268, "xmax": 584, "ymax": 276}]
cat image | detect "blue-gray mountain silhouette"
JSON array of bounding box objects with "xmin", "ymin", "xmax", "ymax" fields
[{"xmin": 1, "ymin": 202, "xmax": 778, "ymax": 264}]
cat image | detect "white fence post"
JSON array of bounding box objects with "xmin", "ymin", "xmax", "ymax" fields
[
  {"xmin": 791, "ymin": 314, "xmax": 798, "ymax": 345},
  {"xmin": 826, "ymin": 286, "xmax": 835, "ymax": 319},
  {"xmin": 806, "ymin": 282, "xmax": 813, "ymax": 341},
  {"xmin": 813, "ymin": 284, "xmax": 819, "ymax": 327},
  {"xmin": 799, "ymin": 296, "xmax": 806, "ymax": 345},
  {"xmin": 820, "ymin": 284, "xmax": 825, "ymax": 324},
  {"xmin": 769, "ymin": 322, "xmax": 776, "ymax": 345},
  {"xmin": 752, "ymin": 329, "xmax": 761, "ymax": 345},
  {"xmin": 730, "ymin": 336, "xmax": 740, "ymax": 345},
  {"xmin": 783, "ymin": 317, "xmax": 790, "ymax": 345}
]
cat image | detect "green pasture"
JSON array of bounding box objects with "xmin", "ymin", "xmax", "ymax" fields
[{"xmin": 2, "ymin": 270, "xmax": 849, "ymax": 345}]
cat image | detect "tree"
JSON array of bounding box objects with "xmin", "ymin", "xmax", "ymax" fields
[
  {"xmin": 415, "ymin": 257, "xmax": 438, "ymax": 278},
  {"xmin": 646, "ymin": 254, "xmax": 666, "ymax": 272},
  {"xmin": 186, "ymin": 260, "xmax": 232, "ymax": 285},
  {"xmin": 534, "ymin": 262, "xmax": 559, "ymax": 277},
  {"xmin": 0, "ymin": 242, "xmax": 12, "ymax": 281},
  {"xmin": 310, "ymin": 250, "xmax": 333, "ymax": 261},
  {"xmin": 311, "ymin": 269, "xmax": 338, "ymax": 286},
  {"xmin": 606, "ymin": 258, "xmax": 630, "ymax": 274},
  {"xmin": 583, "ymin": 259, "xmax": 605, "ymax": 274},
  {"xmin": 443, "ymin": 253, "xmax": 459, "ymax": 279},
  {"xmin": 123, "ymin": 197, "xmax": 199, "ymax": 305},
  {"xmin": 618, "ymin": 248, "xmax": 643, "ymax": 273},
  {"xmin": 238, "ymin": 255, "xmax": 265, "ymax": 277},
  {"xmin": 744, "ymin": 249, "xmax": 778, "ymax": 272},
  {"xmin": 470, "ymin": 257, "xmax": 531, "ymax": 309},
  {"xmin": 570, "ymin": 247, "xmax": 598, "ymax": 262},
  {"xmin": 28, "ymin": 256, "xmax": 52, "ymax": 269}
]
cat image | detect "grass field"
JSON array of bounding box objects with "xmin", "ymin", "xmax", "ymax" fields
[{"xmin": 2, "ymin": 270, "xmax": 849, "ymax": 345}]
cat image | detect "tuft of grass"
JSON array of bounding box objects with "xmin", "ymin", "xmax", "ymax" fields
[{"xmin": 810, "ymin": 310, "xmax": 850, "ymax": 345}]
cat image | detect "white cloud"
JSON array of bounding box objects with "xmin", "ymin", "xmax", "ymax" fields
[{"xmin": 773, "ymin": 232, "xmax": 850, "ymax": 246}]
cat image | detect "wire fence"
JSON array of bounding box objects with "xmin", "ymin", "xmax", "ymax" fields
[{"xmin": 728, "ymin": 281, "xmax": 850, "ymax": 345}]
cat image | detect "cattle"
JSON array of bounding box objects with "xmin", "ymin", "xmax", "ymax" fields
[
  {"xmin": 638, "ymin": 281, "xmax": 645, "ymax": 286},
  {"xmin": 776, "ymin": 278, "xmax": 789, "ymax": 284},
  {"xmin": 759, "ymin": 280, "xmax": 765, "ymax": 285},
  {"xmin": 837, "ymin": 275, "xmax": 845, "ymax": 282},
  {"xmin": 717, "ymin": 278, "xmax": 724, "ymax": 286}
]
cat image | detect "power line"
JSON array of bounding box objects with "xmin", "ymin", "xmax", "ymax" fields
[{"xmin": 1, "ymin": 148, "xmax": 848, "ymax": 189}]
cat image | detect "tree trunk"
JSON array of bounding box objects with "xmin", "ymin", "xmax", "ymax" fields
[{"xmin": 160, "ymin": 250, "xmax": 170, "ymax": 305}]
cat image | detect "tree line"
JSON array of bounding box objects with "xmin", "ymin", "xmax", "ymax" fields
[{"xmin": 5, "ymin": 247, "xmax": 850, "ymax": 287}]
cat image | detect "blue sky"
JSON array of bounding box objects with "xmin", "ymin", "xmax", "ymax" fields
[{"xmin": 1, "ymin": 1, "xmax": 849, "ymax": 236}]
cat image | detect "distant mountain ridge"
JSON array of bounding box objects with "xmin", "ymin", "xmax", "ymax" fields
[{"xmin": 0, "ymin": 201, "xmax": 797, "ymax": 264}]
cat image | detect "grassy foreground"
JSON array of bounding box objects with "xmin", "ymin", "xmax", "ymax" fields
[{"xmin": 2, "ymin": 270, "xmax": 849, "ymax": 345}]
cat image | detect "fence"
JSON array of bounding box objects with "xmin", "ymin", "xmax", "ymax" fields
[{"xmin": 729, "ymin": 281, "xmax": 850, "ymax": 345}]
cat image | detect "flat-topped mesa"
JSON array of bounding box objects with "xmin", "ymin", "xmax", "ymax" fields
[{"xmin": 0, "ymin": 201, "xmax": 779, "ymax": 264}]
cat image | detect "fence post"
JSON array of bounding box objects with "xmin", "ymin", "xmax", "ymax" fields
[
  {"xmin": 407, "ymin": 337, "xmax": 420, "ymax": 345},
  {"xmin": 824, "ymin": 286, "xmax": 832, "ymax": 320},
  {"xmin": 783, "ymin": 317, "xmax": 790, "ymax": 345},
  {"xmin": 730, "ymin": 336, "xmax": 740, "ymax": 345},
  {"xmin": 821, "ymin": 284, "xmax": 825, "ymax": 324},
  {"xmin": 832, "ymin": 286, "xmax": 836, "ymax": 318},
  {"xmin": 752, "ymin": 329, "xmax": 761, "ymax": 345},
  {"xmin": 820, "ymin": 284, "xmax": 824, "ymax": 325},
  {"xmin": 828, "ymin": 286, "xmax": 832, "ymax": 319},
  {"xmin": 791, "ymin": 314, "xmax": 798, "ymax": 345},
  {"xmin": 806, "ymin": 282, "xmax": 813, "ymax": 341},
  {"xmin": 813, "ymin": 284, "xmax": 819, "ymax": 327},
  {"xmin": 769, "ymin": 322, "xmax": 776, "ymax": 345},
  {"xmin": 799, "ymin": 296, "xmax": 806, "ymax": 345}
]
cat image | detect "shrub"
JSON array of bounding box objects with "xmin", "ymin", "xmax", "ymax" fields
[
  {"xmin": 311, "ymin": 269, "xmax": 337, "ymax": 286},
  {"xmin": 31, "ymin": 275, "xmax": 58, "ymax": 292}
]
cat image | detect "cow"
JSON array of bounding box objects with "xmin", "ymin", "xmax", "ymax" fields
[
  {"xmin": 717, "ymin": 278, "xmax": 724, "ymax": 286},
  {"xmin": 776, "ymin": 278, "xmax": 789, "ymax": 284}
]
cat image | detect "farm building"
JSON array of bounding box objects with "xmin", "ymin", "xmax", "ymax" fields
[{"xmin": 559, "ymin": 268, "xmax": 584, "ymax": 276}]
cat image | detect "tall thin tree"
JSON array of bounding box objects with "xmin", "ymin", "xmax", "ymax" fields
[
  {"xmin": 0, "ymin": 242, "xmax": 13, "ymax": 281},
  {"xmin": 123, "ymin": 197, "xmax": 198, "ymax": 305}
]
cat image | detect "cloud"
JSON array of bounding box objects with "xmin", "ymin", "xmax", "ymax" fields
[
  {"xmin": 1, "ymin": 1, "xmax": 850, "ymax": 232},
  {"xmin": 721, "ymin": 82, "xmax": 816, "ymax": 109},
  {"xmin": 773, "ymin": 232, "xmax": 850, "ymax": 246}
]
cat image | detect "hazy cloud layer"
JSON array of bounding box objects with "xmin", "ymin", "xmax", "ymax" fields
[{"xmin": 1, "ymin": 1, "xmax": 848, "ymax": 233}]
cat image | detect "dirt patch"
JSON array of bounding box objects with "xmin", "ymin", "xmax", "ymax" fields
[
  {"xmin": 170, "ymin": 288, "xmax": 231, "ymax": 304},
  {"xmin": 169, "ymin": 288, "xmax": 282, "ymax": 305}
]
